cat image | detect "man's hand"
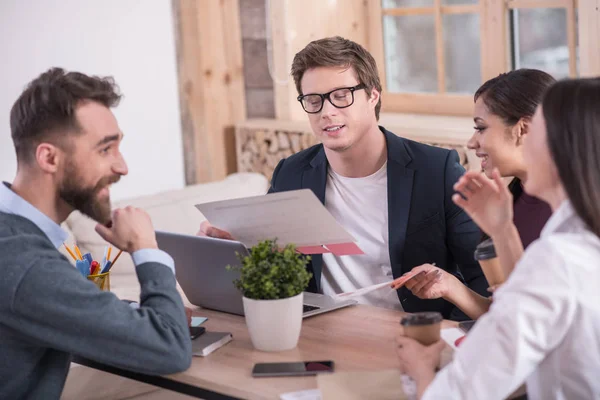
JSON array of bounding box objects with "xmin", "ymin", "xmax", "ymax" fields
[
  {"xmin": 95, "ymin": 206, "xmax": 158, "ymax": 253},
  {"xmin": 196, "ymin": 221, "xmax": 234, "ymax": 240}
]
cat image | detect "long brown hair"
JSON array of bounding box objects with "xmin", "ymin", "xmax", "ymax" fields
[{"xmin": 543, "ymin": 78, "xmax": 600, "ymax": 238}]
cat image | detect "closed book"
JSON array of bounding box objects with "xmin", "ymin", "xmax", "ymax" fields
[{"xmin": 192, "ymin": 331, "xmax": 233, "ymax": 357}]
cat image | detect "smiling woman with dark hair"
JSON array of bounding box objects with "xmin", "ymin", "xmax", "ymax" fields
[
  {"xmin": 401, "ymin": 69, "xmax": 556, "ymax": 320},
  {"xmin": 470, "ymin": 68, "xmax": 556, "ymax": 249},
  {"xmin": 396, "ymin": 77, "xmax": 600, "ymax": 400}
]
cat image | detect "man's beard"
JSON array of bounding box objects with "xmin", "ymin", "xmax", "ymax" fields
[{"xmin": 58, "ymin": 163, "xmax": 121, "ymax": 225}]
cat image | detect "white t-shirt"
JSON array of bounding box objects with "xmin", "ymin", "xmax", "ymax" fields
[{"xmin": 320, "ymin": 162, "xmax": 402, "ymax": 310}]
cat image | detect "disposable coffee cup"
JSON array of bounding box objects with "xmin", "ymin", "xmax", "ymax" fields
[
  {"xmin": 474, "ymin": 238, "xmax": 505, "ymax": 287},
  {"xmin": 400, "ymin": 312, "xmax": 443, "ymax": 346}
]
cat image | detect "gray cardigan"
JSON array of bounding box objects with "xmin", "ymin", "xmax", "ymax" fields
[{"xmin": 0, "ymin": 212, "xmax": 191, "ymax": 400}]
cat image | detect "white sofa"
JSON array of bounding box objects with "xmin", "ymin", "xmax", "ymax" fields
[
  {"xmin": 61, "ymin": 172, "xmax": 269, "ymax": 400},
  {"xmin": 60, "ymin": 172, "xmax": 269, "ymax": 302}
]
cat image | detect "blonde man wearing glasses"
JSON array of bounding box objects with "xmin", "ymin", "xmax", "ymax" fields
[{"xmin": 200, "ymin": 36, "xmax": 486, "ymax": 321}]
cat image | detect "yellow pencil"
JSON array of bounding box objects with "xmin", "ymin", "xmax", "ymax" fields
[
  {"xmin": 107, "ymin": 246, "xmax": 112, "ymax": 262},
  {"xmin": 63, "ymin": 243, "xmax": 78, "ymax": 262},
  {"xmin": 74, "ymin": 245, "xmax": 83, "ymax": 260},
  {"xmin": 111, "ymin": 250, "xmax": 123, "ymax": 267}
]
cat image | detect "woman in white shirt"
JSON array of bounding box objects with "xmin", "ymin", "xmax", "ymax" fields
[{"xmin": 395, "ymin": 78, "xmax": 600, "ymax": 399}]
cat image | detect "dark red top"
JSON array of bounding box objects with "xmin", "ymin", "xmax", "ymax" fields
[{"xmin": 513, "ymin": 190, "xmax": 553, "ymax": 249}]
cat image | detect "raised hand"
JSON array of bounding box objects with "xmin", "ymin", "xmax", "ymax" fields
[{"xmin": 452, "ymin": 168, "xmax": 513, "ymax": 237}]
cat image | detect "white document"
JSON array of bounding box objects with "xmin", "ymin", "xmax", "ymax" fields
[
  {"xmin": 334, "ymin": 269, "xmax": 423, "ymax": 299},
  {"xmin": 440, "ymin": 327, "xmax": 464, "ymax": 351},
  {"xmin": 195, "ymin": 189, "xmax": 356, "ymax": 248},
  {"xmin": 335, "ymin": 281, "xmax": 393, "ymax": 299},
  {"xmin": 280, "ymin": 389, "xmax": 322, "ymax": 400}
]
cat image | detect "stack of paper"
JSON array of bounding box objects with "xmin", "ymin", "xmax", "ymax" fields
[
  {"xmin": 195, "ymin": 189, "xmax": 363, "ymax": 255},
  {"xmin": 280, "ymin": 389, "xmax": 322, "ymax": 400},
  {"xmin": 279, "ymin": 373, "xmax": 417, "ymax": 400}
]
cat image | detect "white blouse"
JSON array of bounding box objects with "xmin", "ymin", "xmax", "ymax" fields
[{"xmin": 424, "ymin": 200, "xmax": 600, "ymax": 400}]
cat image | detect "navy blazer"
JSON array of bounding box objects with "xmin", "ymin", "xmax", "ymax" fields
[{"xmin": 268, "ymin": 127, "xmax": 487, "ymax": 320}]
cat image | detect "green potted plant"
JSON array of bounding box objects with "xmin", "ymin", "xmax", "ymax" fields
[{"xmin": 228, "ymin": 239, "xmax": 312, "ymax": 351}]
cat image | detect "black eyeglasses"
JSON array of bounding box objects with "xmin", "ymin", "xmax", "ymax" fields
[{"xmin": 297, "ymin": 84, "xmax": 366, "ymax": 114}]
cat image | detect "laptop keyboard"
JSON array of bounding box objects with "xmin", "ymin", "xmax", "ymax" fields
[{"xmin": 303, "ymin": 304, "xmax": 321, "ymax": 313}]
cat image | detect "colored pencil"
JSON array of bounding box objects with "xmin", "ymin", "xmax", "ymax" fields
[
  {"xmin": 74, "ymin": 245, "xmax": 83, "ymax": 260},
  {"xmin": 111, "ymin": 249, "xmax": 123, "ymax": 267},
  {"xmin": 63, "ymin": 243, "xmax": 78, "ymax": 262}
]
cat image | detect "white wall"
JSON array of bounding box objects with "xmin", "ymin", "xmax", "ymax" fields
[{"xmin": 0, "ymin": 0, "xmax": 185, "ymax": 201}]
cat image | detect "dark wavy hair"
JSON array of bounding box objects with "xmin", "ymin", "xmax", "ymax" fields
[
  {"xmin": 10, "ymin": 67, "xmax": 122, "ymax": 163},
  {"xmin": 474, "ymin": 68, "xmax": 557, "ymax": 203}
]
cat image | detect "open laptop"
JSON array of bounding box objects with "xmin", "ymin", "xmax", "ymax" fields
[{"xmin": 156, "ymin": 231, "xmax": 357, "ymax": 318}]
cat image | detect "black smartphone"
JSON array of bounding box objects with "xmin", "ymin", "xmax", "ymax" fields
[
  {"xmin": 190, "ymin": 326, "xmax": 206, "ymax": 340},
  {"xmin": 252, "ymin": 361, "xmax": 334, "ymax": 377}
]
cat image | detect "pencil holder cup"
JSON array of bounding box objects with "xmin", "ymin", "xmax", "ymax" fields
[{"xmin": 87, "ymin": 272, "xmax": 110, "ymax": 291}]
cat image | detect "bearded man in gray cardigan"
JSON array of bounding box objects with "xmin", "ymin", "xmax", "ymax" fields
[{"xmin": 0, "ymin": 68, "xmax": 192, "ymax": 400}]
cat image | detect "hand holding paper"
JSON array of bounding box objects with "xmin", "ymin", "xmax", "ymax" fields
[
  {"xmin": 195, "ymin": 190, "xmax": 363, "ymax": 255},
  {"xmin": 400, "ymin": 264, "xmax": 452, "ymax": 300},
  {"xmin": 335, "ymin": 271, "xmax": 422, "ymax": 299},
  {"xmin": 335, "ymin": 281, "xmax": 393, "ymax": 299}
]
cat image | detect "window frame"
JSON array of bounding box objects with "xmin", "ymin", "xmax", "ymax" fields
[{"xmin": 367, "ymin": 0, "xmax": 580, "ymax": 116}]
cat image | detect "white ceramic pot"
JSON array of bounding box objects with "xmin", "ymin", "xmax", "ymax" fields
[{"xmin": 243, "ymin": 292, "xmax": 303, "ymax": 352}]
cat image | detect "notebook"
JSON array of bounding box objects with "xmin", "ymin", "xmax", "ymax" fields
[{"xmin": 191, "ymin": 332, "xmax": 232, "ymax": 356}]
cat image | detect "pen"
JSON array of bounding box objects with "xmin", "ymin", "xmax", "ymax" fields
[
  {"xmin": 107, "ymin": 245, "xmax": 112, "ymax": 262},
  {"xmin": 101, "ymin": 245, "xmax": 108, "ymax": 269},
  {"xmin": 102, "ymin": 261, "xmax": 112, "ymax": 273},
  {"xmin": 90, "ymin": 261, "xmax": 100, "ymax": 275},
  {"xmin": 83, "ymin": 252, "xmax": 93, "ymax": 264}
]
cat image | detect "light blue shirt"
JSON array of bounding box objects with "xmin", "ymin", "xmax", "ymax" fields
[{"xmin": 0, "ymin": 182, "xmax": 174, "ymax": 274}]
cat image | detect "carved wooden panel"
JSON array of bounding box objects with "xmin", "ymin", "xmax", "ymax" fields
[{"xmin": 236, "ymin": 125, "xmax": 472, "ymax": 181}]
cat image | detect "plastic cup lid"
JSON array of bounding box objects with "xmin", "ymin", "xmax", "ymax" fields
[
  {"xmin": 474, "ymin": 238, "xmax": 497, "ymax": 260},
  {"xmin": 400, "ymin": 312, "xmax": 443, "ymax": 326}
]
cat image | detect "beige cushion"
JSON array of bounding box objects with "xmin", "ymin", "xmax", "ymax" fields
[{"xmin": 64, "ymin": 172, "xmax": 268, "ymax": 298}]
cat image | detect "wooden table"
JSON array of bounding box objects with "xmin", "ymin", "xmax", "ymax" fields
[{"xmin": 75, "ymin": 305, "xmax": 457, "ymax": 400}]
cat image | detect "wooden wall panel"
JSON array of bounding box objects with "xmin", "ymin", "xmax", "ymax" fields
[
  {"xmin": 579, "ymin": 0, "xmax": 600, "ymax": 77},
  {"xmin": 269, "ymin": 0, "xmax": 369, "ymax": 121},
  {"xmin": 173, "ymin": 0, "xmax": 246, "ymax": 184}
]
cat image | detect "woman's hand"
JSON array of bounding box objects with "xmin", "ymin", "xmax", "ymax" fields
[
  {"xmin": 404, "ymin": 264, "xmax": 457, "ymax": 300},
  {"xmin": 452, "ymin": 168, "xmax": 514, "ymax": 237},
  {"xmin": 396, "ymin": 336, "xmax": 445, "ymax": 397},
  {"xmin": 406, "ymin": 265, "xmax": 493, "ymax": 320}
]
